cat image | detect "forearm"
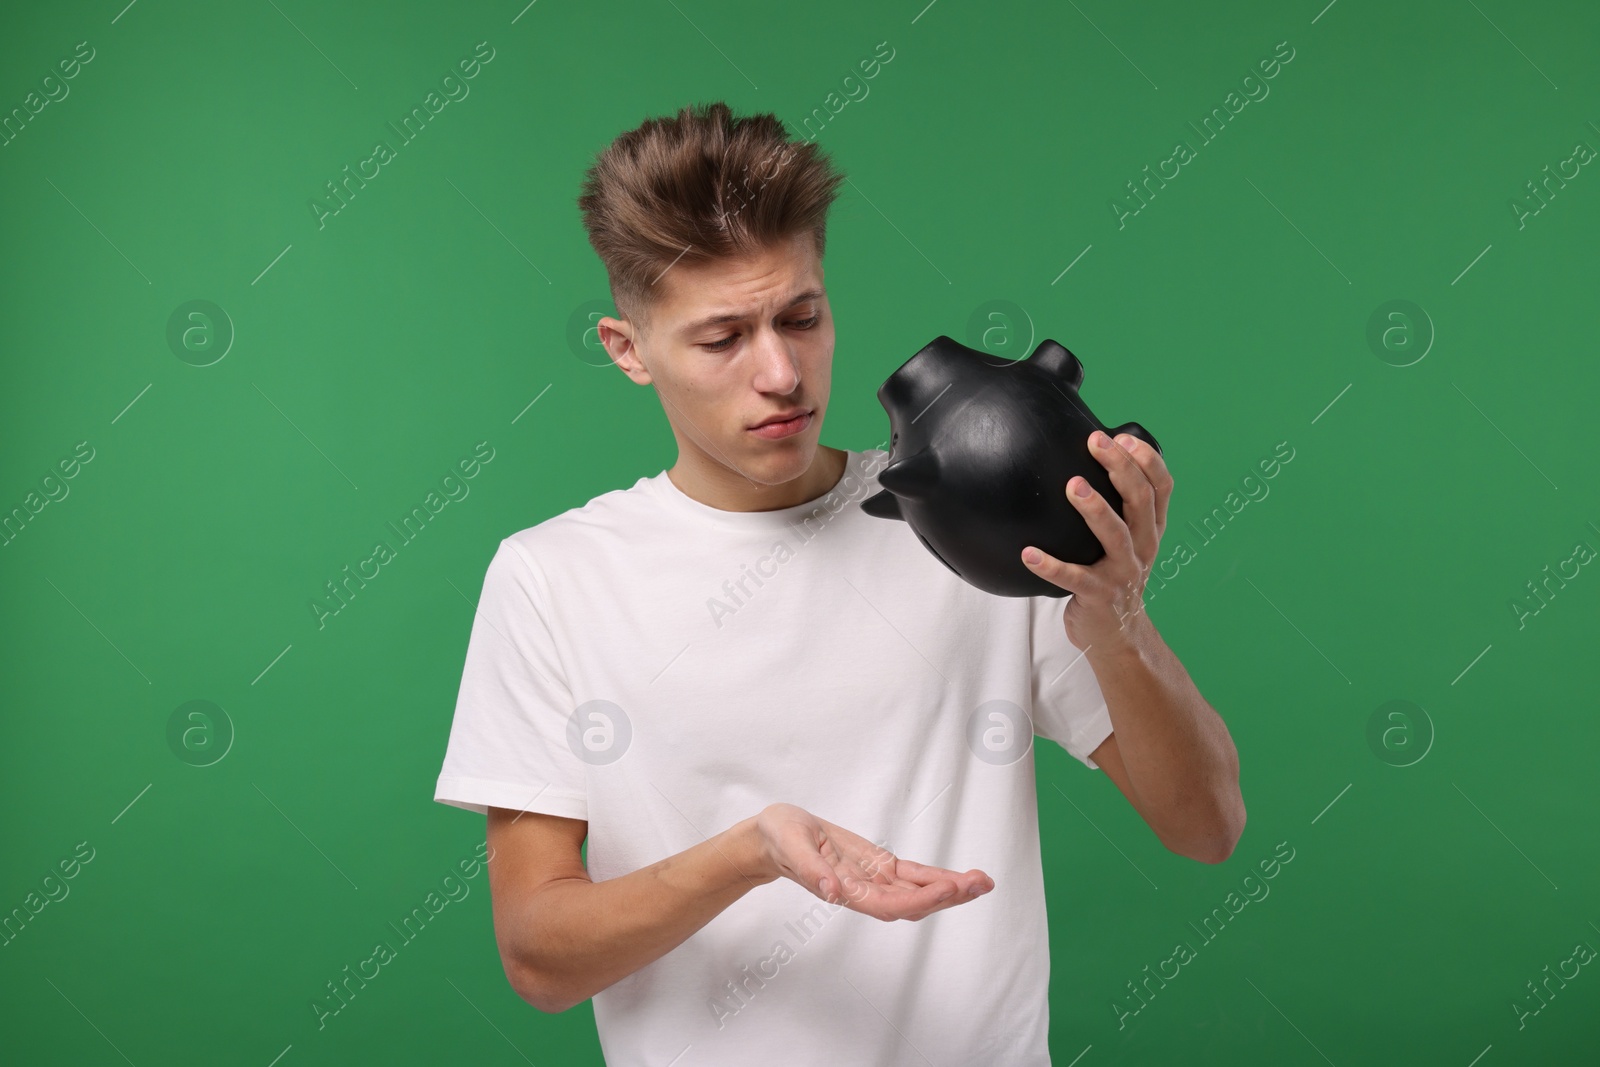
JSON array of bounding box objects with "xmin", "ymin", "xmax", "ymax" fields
[
  {"xmin": 505, "ymin": 815, "xmax": 774, "ymax": 1012},
  {"xmin": 1088, "ymin": 616, "xmax": 1244, "ymax": 861}
]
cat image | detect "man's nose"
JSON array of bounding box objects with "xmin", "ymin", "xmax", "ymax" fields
[{"xmin": 751, "ymin": 328, "xmax": 802, "ymax": 393}]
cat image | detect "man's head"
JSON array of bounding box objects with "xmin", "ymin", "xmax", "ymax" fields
[{"xmin": 577, "ymin": 102, "xmax": 847, "ymax": 502}]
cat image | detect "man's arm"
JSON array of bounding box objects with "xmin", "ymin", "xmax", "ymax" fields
[
  {"xmin": 487, "ymin": 807, "xmax": 772, "ymax": 1013},
  {"xmin": 1020, "ymin": 429, "xmax": 1244, "ymax": 864},
  {"xmin": 1083, "ymin": 619, "xmax": 1245, "ymax": 864},
  {"xmin": 487, "ymin": 803, "xmax": 994, "ymax": 1013}
]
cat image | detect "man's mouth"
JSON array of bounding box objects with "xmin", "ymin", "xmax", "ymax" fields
[{"xmin": 748, "ymin": 409, "xmax": 812, "ymax": 439}]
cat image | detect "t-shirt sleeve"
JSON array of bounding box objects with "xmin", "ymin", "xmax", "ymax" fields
[
  {"xmin": 434, "ymin": 537, "xmax": 588, "ymax": 820},
  {"xmin": 1027, "ymin": 593, "xmax": 1114, "ymax": 770}
]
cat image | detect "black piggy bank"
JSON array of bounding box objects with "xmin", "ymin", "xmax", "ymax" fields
[{"xmin": 862, "ymin": 335, "xmax": 1162, "ymax": 598}]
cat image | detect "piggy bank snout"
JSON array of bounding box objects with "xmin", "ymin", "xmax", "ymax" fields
[{"xmin": 1107, "ymin": 421, "xmax": 1162, "ymax": 457}]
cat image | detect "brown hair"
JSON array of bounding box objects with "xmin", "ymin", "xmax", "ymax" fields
[{"xmin": 576, "ymin": 101, "xmax": 846, "ymax": 337}]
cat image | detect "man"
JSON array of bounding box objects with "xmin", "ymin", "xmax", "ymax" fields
[{"xmin": 434, "ymin": 101, "xmax": 1244, "ymax": 1065}]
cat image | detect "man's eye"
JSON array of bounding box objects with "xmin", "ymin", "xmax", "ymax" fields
[{"xmin": 701, "ymin": 316, "xmax": 819, "ymax": 352}]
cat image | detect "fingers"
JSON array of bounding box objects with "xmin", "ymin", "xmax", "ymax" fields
[
  {"xmin": 896, "ymin": 869, "xmax": 996, "ymax": 922},
  {"xmin": 783, "ymin": 812, "xmax": 997, "ymax": 921},
  {"xmin": 1084, "ymin": 430, "xmax": 1154, "ymax": 565},
  {"xmin": 834, "ymin": 867, "xmax": 994, "ymax": 921},
  {"xmin": 1018, "ymin": 541, "xmax": 1092, "ymax": 597},
  {"xmin": 893, "ymin": 859, "xmax": 994, "ymax": 897},
  {"xmin": 838, "ymin": 866, "xmax": 995, "ymax": 922},
  {"xmin": 1112, "ymin": 432, "xmax": 1172, "ymax": 539},
  {"xmin": 798, "ymin": 844, "xmax": 895, "ymax": 907},
  {"xmin": 842, "ymin": 877, "xmax": 958, "ymax": 922}
]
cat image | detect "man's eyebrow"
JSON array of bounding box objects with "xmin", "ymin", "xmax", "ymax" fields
[{"xmin": 677, "ymin": 287, "xmax": 826, "ymax": 336}]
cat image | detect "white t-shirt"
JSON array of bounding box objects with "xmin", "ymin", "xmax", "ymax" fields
[{"xmin": 435, "ymin": 447, "xmax": 1114, "ymax": 1066}]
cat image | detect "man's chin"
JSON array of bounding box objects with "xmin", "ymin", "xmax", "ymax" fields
[{"xmin": 737, "ymin": 436, "xmax": 820, "ymax": 480}]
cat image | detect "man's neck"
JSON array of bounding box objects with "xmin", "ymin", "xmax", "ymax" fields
[{"xmin": 666, "ymin": 445, "xmax": 849, "ymax": 513}]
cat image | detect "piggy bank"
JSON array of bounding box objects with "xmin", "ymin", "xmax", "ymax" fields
[{"xmin": 862, "ymin": 335, "xmax": 1162, "ymax": 598}]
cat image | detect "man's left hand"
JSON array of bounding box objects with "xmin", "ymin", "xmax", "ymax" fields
[{"xmin": 1020, "ymin": 430, "xmax": 1174, "ymax": 653}]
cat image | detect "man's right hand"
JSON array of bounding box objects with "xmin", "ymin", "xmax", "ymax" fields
[{"xmin": 752, "ymin": 802, "xmax": 995, "ymax": 922}]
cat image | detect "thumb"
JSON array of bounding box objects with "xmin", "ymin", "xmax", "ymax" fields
[
  {"xmin": 769, "ymin": 827, "xmax": 838, "ymax": 901},
  {"xmin": 806, "ymin": 857, "xmax": 844, "ymax": 902}
]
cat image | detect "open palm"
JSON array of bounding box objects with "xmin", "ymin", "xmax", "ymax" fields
[{"xmin": 756, "ymin": 803, "xmax": 993, "ymax": 922}]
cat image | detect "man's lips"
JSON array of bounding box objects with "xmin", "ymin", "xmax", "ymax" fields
[
  {"xmin": 747, "ymin": 410, "xmax": 813, "ymax": 439},
  {"xmin": 750, "ymin": 408, "xmax": 811, "ymax": 429}
]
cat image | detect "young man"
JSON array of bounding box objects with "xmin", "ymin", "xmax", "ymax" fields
[{"xmin": 434, "ymin": 102, "xmax": 1244, "ymax": 1065}]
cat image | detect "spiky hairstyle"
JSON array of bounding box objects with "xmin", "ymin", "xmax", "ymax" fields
[{"xmin": 576, "ymin": 101, "xmax": 846, "ymax": 336}]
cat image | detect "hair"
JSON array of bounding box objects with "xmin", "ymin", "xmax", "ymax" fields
[{"xmin": 576, "ymin": 101, "xmax": 847, "ymax": 338}]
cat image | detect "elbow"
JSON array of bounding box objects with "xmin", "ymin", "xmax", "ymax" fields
[
  {"xmin": 523, "ymin": 987, "xmax": 574, "ymax": 1016},
  {"xmin": 1169, "ymin": 791, "xmax": 1246, "ymax": 866},
  {"xmin": 1165, "ymin": 835, "xmax": 1228, "ymax": 866},
  {"xmin": 1191, "ymin": 835, "xmax": 1237, "ymax": 866},
  {"xmin": 1194, "ymin": 793, "xmax": 1247, "ymax": 865},
  {"xmin": 516, "ymin": 978, "xmax": 575, "ymax": 1015},
  {"xmin": 505, "ymin": 959, "xmax": 576, "ymax": 1015}
]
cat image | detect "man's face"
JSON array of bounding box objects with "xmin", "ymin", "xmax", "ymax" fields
[{"xmin": 598, "ymin": 232, "xmax": 834, "ymax": 488}]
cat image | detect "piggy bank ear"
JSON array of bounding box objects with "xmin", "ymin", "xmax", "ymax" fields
[
  {"xmin": 861, "ymin": 488, "xmax": 903, "ymax": 520},
  {"xmin": 863, "ymin": 449, "xmax": 941, "ymax": 521},
  {"xmin": 877, "ymin": 449, "xmax": 940, "ymax": 500},
  {"xmin": 1025, "ymin": 339, "xmax": 1084, "ymax": 389}
]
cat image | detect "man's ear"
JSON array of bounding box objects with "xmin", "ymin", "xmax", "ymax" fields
[{"xmin": 598, "ymin": 317, "xmax": 653, "ymax": 385}]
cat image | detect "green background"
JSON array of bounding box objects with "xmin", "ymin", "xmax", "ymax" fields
[{"xmin": 3, "ymin": 0, "xmax": 1597, "ymax": 1063}]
